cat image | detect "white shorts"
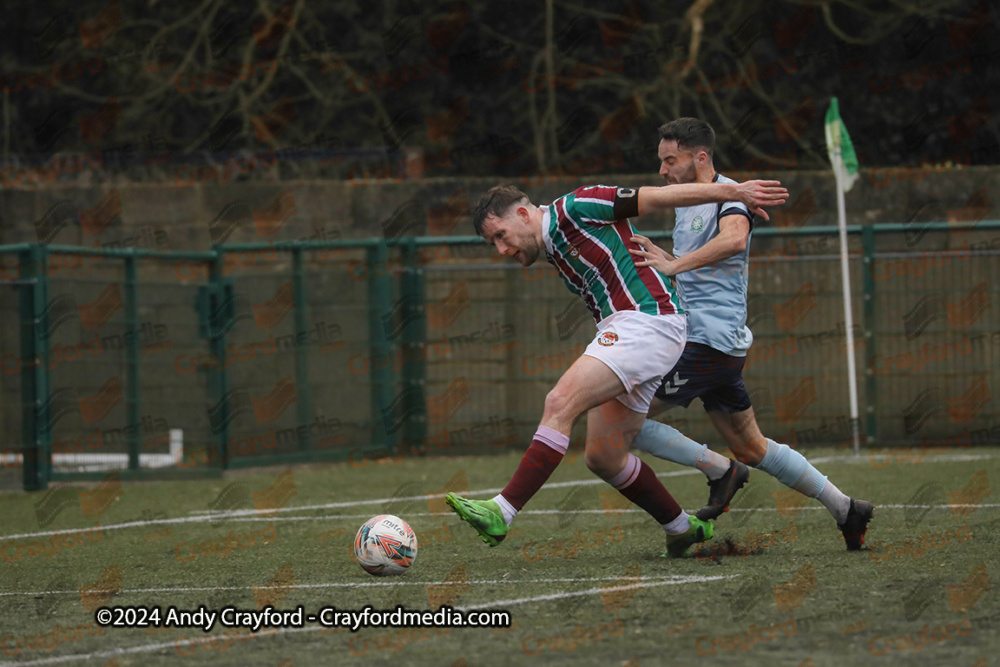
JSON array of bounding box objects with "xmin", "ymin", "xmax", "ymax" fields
[{"xmin": 583, "ymin": 310, "xmax": 687, "ymax": 414}]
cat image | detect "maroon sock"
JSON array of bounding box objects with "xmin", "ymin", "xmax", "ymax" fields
[
  {"xmin": 613, "ymin": 455, "xmax": 682, "ymax": 524},
  {"xmin": 500, "ymin": 439, "xmax": 565, "ymax": 510}
]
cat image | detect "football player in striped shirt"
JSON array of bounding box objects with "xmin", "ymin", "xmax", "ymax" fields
[
  {"xmin": 446, "ymin": 177, "xmax": 788, "ymax": 557},
  {"xmin": 628, "ymin": 117, "xmax": 874, "ymax": 550}
]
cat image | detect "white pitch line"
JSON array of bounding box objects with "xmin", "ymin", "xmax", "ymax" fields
[
  {"xmin": 1, "ymin": 472, "xmax": 706, "ymax": 541},
  {"xmin": 0, "ymin": 575, "xmax": 705, "ymax": 598},
  {"xmin": 0, "ymin": 625, "xmax": 326, "ymax": 667},
  {"xmin": 813, "ymin": 453, "xmax": 1000, "ymax": 464},
  {"xmin": 294, "ymin": 503, "xmax": 1000, "ymax": 518},
  {"xmin": 3, "ymin": 449, "xmax": 994, "ymax": 664},
  {"xmin": 185, "ymin": 451, "xmax": 1000, "ymax": 519},
  {"xmin": 3, "ymin": 501, "xmax": 999, "ymax": 544},
  {"xmin": 0, "ymin": 574, "xmax": 739, "ymax": 667},
  {"xmin": 188, "ymin": 503, "xmax": 1000, "ymax": 522},
  {"xmin": 186, "ymin": 469, "xmax": 702, "ymax": 517},
  {"xmin": 457, "ymin": 574, "xmax": 739, "ymax": 610},
  {"xmin": 0, "ymin": 514, "xmax": 267, "ymax": 542},
  {"xmin": 4, "ymin": 452, "xmax": 997, "ymax": 542}
]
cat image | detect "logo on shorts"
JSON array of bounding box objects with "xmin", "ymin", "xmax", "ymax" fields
[
  {"xmin": 567, "ymin": 244, "xmax": 580, "ymax": 258},
  {"xmin": 661, "ymin": 373, "xmax": 689, "ymax": 394},
  {"xmin": 691, "ymin": 216, "xmax": 704, "ymax": 232},
  {"xmin": 597, "ymin": 332, "xmax": 619, "ymax": 346}
]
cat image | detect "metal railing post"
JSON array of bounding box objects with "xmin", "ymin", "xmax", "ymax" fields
[
  {"xmin": 210, "ymin": 248, "xmax": 230, "ymax": 469},
  {"xmin": 292, "ymin": 246, "xmax": 313, "ymax": 451},
  {"xmin": 367, "ymin": 243, "xmax": 395, "ymax": 453},
  {"xmin": 31, "ymin": 245, "xmax": 52, "ymax": 488},
  {"xmin": 124, "ymin": 253, "xmax": 141, "ymax": 470},
  {"xmin": 861, "ymin": 223, "xmax": 877, "ymax": 448},
  {"xmin": 18, "ymin": 252, "xmax": 41, "ymax": 490},
  {"xmin": 400, "ymin": 240, "xmax": 427, "ymax": 454}
]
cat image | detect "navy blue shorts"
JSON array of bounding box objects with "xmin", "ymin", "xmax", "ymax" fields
[{"xmin": 654, "ymin": 342, "xmax": 752, "ymax": 414}]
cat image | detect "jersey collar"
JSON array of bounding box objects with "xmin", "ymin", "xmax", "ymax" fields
[{"xmin": 541, "ymin": 204, "xmax": 555, "ymax": 256}]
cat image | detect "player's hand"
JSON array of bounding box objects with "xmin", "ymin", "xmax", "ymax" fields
[
  {"xmin": 735, "ymin": 180, "xmax": 788, "ymax": 221},
  {"xmin": 629, "ymin": 234, "xmax": 677, "ymax": 275}
]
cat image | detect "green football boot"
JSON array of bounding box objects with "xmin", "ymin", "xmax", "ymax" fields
[
  {"xmin": 663, "ymin": 516, "xmax": 714, "ymax": 558},
  {"xmin": 445, "ymin": 493, "xmax": 508, "ymax": 547}
]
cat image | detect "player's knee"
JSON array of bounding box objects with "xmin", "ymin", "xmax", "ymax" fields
[
  {"xmin": 584, "ymin": 448, "xmax": 619, "ymax": 479},
  {"xmin": 731, "ymin": 439, "xmax": 766, "ymax": 466},
  {"xmin": 542, "ymin": 386, "xmax": 577, "ymax": 423}
]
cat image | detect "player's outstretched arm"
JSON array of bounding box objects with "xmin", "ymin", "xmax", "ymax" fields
[
  {"xmin": 637, "ymin": 181, "xmax": 788, "ymax": 220},
  {"xmin": 630, "ymin": 215, "xmax": 750, "ymax": 277}
]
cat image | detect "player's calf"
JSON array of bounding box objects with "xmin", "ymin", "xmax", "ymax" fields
[{"xmin": 752, "ymin": 438, "xmax": 875, "ymax": 550}]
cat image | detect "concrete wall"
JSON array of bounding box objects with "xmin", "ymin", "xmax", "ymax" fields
[{"xmin": 1, "ymin": 165, "xmax": 997, "ymax": 248}]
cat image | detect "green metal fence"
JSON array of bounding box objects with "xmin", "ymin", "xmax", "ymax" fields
[{"xmin": 2, "ymin": 220, "xmax": 998, "ymax": 490}]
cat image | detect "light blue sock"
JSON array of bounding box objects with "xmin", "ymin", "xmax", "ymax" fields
[
  {"xmin": 754, "ymin": 439, "xmax": 827, "ymax": 497},
  {"xmin": 631, "ymin": 420, "xmax": 730, "ymax": 480}
]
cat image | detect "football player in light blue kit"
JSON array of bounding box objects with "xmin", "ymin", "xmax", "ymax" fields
[{"xmin": 628, "ymin": 118, "xmax": 874, "ymax": 550}]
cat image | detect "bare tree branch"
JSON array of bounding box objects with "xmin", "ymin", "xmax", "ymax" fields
[
  {"xmin": 674, "ymin": 0, "xmax": 715, "ymax": 82},
  {"xmin": 543, "ymin": 0, "xmax": 558, "ymax": 165}
]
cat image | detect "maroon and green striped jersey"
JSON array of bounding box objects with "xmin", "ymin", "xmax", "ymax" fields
[{"xmin": 542, "ymin": 185, "xmax": 684, "ymax": 323}]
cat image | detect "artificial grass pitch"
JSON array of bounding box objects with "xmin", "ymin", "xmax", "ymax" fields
[{"xmin": 0, "ymin": 447, "xmax": 996, "ymax": 666}]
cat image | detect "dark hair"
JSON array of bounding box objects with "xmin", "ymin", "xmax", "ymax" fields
[
  {"xmin": 658, "ymin": 117, "xmax": 715, "ymax": 158},
  {"xmin": 472, "ymin": 184, "xmax": 529, "ymax": 237}
]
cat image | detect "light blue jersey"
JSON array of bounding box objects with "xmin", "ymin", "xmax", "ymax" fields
[{"xmin": 671, "ymin": 173, "xmax": 754, "ymax": 356}]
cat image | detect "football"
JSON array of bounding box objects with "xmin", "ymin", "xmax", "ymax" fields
[{"xmin": 353, "ymin": 514, "xmax": 418, "ymax": 576}]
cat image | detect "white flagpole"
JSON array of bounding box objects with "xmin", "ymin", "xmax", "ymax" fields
[{"xmin": 833, "ymin": 144, "xmax": 861, "ymax": 454}]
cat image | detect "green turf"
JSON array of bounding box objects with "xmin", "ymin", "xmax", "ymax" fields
[{"xmin": 0, "ymin": 447, "xmax": 997, "ymax": 666}]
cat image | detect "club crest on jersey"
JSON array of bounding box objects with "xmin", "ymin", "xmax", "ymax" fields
[
  {"xmin": 691, "ymin": 216, "xmax": 704, "ymax": 232},
  {"xmin": 567, "ymin": 244, "xmax": 580, "ymax": 258},
  {"xmin": 597, "ymin": 331, "xmax": 619, "ymax": 346}
]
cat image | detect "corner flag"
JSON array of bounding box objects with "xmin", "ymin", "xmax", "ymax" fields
[
  {"xmin": 825, "ymin": 97, "xmax": 858, "ymax": 191},
  {"xmin": 825, "ymin": 96, "xmax": 862, "ymax": 453}
]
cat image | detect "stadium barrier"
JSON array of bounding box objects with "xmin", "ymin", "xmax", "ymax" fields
[{"xmin": 1, "ymin": 220, "xmax": 997, "ymax": 490}]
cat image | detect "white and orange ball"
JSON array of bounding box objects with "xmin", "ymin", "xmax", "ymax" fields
[{"xmin": 353, "ymin": 515, "xmax": 418, "ymax": 576}]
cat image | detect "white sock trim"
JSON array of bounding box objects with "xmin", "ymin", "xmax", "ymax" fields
[
  {"xmin": 816, "ymin": 480, "xmax": 851, "ymax": 524},
  {"xmin": 608, "ymin": 454, "xmax": 642, "ymax": 489},
  {"xmin": 696, "ymin": 448, "xmax": 732, "ymax": 481},
  {"xmin": 534, "ymin": 425, "xmax": 569, "ymax": 454},
  {"xmin": 493, "ymin": 494, "xmax": 518, "ymax": 526},
  {"xmin": 662, "ymin": 510, "xmax": 691, "ymax": 535}
]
